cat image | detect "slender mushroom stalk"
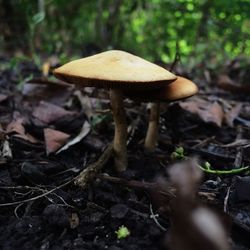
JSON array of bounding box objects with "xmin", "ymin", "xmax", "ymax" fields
[
  {"xmin": 110, "ymin": 89, "xmax": 127, "ymax": 171},
  {"xmin": 125, "ymin": 76, "xmax": 198, "ymax": 153},
  {"xmin": 144, "ymin": 102, "xmax": 160, "ymax": 152}
]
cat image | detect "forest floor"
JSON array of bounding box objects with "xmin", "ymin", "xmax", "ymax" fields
[{"xmin": 0, "ymin": 55, "xmax": 250, "ymax": 250}]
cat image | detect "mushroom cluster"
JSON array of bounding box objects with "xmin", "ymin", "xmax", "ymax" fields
[{"xmin": 54, "ymin": 50, "xmax": 198, "ymax": 172}]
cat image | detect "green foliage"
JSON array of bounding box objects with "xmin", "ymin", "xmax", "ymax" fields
[
  {"xmin": 1, "ymin": 0, "xmax": 249, "ymax": 67},
  {"xmin": 171, "ymin": 146, "xmax": 185, "ymax": 160},
  {"xmin": 116, "ymin": 225, "xmax": 130, "ymax": 239}
]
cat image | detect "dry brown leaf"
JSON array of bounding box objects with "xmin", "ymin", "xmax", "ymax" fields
[
  {"xmin": 6, "ymin": 118, "xmax": 38, "ymax": 144},
  {"xmin": 6, "ymin": 118, "xmax": 25, "ymax": 135},
  {"xmin": 224, "ymin": 103, "xmax": 242, "ymax": 127},
  {"xmin": 23, "ymin": 79, "xmax": 73, "ymax": 105},
  {"xmin": 198, "ymin": 102, "xmax": 224, "ymax": 127},
  {"xmin": 180, "ymin": 99, "xmax": 224, "ymax": 127},
  {"xmin": 44, "ymin": 128, "xmax": 70, "ymax": 155},
  {"xmin": 32, "ymin": 101, "xmax": 76, "ymax": 124},
  {"xmin": 217, "ymin": 74, "xmax": 250, "ymax": 94}
]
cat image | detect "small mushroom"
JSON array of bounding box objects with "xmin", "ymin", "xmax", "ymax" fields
[
  {"xmin": 125, "ymin": 76, "xmax": 198, "ymax": 152},
  {"xmin": 53, "ymin": 50, "xmax": 176, "ymax": 171}
]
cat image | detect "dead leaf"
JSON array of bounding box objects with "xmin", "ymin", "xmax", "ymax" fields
[
  {"xmin": 6, "ymin": 117, "xmax": 38, "ymax": 144},
  {"xmin": 32, "ymin": 101, "xmax": 76, "ymax": 124},
  {"xmin": 224, "ymin": 103, "xmax": 242, "ymax": 127},
  {"xmin": 6, "ymin": 117, "xmax": 25, "ymax": 135},
  {"xmin": 23, "ymin": 79, "xmax": 73, "ymax": 105},
  {"xmin": 180, "ymin": 99, "xmax": 224, "ymax": 127},
  {"xmin": 199, "ymin": 102, "xmax": 224, "ymax": 127},
  {"xmin": 217, "ymin": 74, "xmax": 250, "ymax": 94},
  {"xmin": 44, "ymin": 128, "xmax": 70, "ymax": 155},
  {"xmin": 56, "ymin": 120, "xmax": 91, "ymax": 154}
]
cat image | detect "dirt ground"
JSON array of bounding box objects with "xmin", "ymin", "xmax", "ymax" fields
[{"xmin": 0, "ymin": 57, "xmax": 250, "ymax": 249}]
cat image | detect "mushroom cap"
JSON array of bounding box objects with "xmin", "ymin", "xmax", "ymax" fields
[
  {"xmin": 125, "ymin": 76, "xmax": 198, "ymax": 102},
  {"xmin": 53, "ymin": 50, "xmax": 177, "ymax": 90}
]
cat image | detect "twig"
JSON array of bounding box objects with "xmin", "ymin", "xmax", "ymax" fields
[
  {"xmin": 224, "ymin": 186, "xmax": 231, "ymax": 213},
  {"xmin": 234, "ymin": 126, "xmax": 244, "ymax": 169},
  {"xmin": 149, "ymin": 203, "xmax": 167, "ymax": 231},
  {"xmin": 74, "ymin": 143, "xmax": 114, "ymax": 188},
  {"xmin": 99, "ymin": 174, "xmax": 219, "ymax": 204},
  {"xmin": 99, "ymin": 174, "xmax": 176, "ymax": 198},
  {"xmin": 0, "ymin": 178, "xmax": 74, "ymax": 207}
]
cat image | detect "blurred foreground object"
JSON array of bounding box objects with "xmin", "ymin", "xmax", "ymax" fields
[{"xmin": 167, "ymin": 158, "xmax": 230, "ymax": 250}]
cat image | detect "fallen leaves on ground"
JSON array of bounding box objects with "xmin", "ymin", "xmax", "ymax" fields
[
  {"xmin": 44, "ymin": 128, "xmax": 70, "ymax": 155},
  {"xmin": 56, "ymin": 120, "xmax": 91, "ymax": 154},
  {"xmin": 217, "ymin": 74, "xmax": 250, "ymax": 94},
  {"xmin": 6, "ymin": 117, "xmax": 38, "ymax": 143},
  {"xmin": 32, "ymin": 101, "xmax": 77, "ymax": 124},
  {"xmin": 180, "ymin": 98, "xmax": 224, "ymax": 127},
  {"xmin": 23, "ymin": 78, "xmax": 73, "ymax": 105}
]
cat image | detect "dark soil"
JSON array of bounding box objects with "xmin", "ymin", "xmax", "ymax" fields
[{"xmin": 0, "ymin": 59, "xmax": 250, "ymax": 250}]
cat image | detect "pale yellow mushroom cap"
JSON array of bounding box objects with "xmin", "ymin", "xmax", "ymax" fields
[{"xmin": 54, "ymin": 50, "xmax": 177, "ymax": 89}]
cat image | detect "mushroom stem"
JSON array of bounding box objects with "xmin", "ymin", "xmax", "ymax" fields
[
  {"xmin": 144, "ymin": 102, "xmax": 160, "ymax": 152},
  {"xmin": 110, "ymin": 89, "xmax": 127, "ymax": 171}
]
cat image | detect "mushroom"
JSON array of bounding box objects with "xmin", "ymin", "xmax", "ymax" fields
[
  {"xmin": 53, "ymin": 50, "xmax": 177, "ymax": 171},
  {"xmin": 125, "ymin": 76, "xmax": 198, "ymax": 152}
]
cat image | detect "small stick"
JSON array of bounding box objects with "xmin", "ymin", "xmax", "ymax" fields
[
  {"xmin": 74, "ymin": 143, "xmax": 114, "ymax": 188},
  {"xmin": 0, "ymin": 179, "xmax": 73, "ymax": 207},
  {"xmin": 98, "ymin": 173, "xmax": 175, "ymax": 198}
]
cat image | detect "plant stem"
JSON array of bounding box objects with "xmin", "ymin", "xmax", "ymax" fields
[
  {"xmin": 197, "ymin": 164, "xmax": 249, "ymax": 174},
  {"xmin": 144, "ymin": 102, "xmax": 160, "ymax": 152},
  {"xmin": 110, "ymin": 89, "xmax": 127, "ymax": 171}
]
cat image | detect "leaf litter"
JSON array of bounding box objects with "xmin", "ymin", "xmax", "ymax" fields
[{"xmin": 0, "ymin": 57, "xmax": 250, "ymax": 250}]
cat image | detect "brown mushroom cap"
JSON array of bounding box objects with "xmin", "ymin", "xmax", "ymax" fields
[
  {"xmin": 125, "ymin": 76, "xmax": 198, "ymax": 102},
  {"xmin": 53, "ymin": 50, "xmax": 177, "ymax": 90}
]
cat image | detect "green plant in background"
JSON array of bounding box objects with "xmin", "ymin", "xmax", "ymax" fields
[
  {"xmin": 27, "ymin": 1, "xmax": 45, "ymax": 66},
  {"xmin": 0, "ymin": 0, "xmax": 249, "ymax": 69},
  {"xmin": 116, "ymin": 225, "xmax": 130, "ymax": 239}
]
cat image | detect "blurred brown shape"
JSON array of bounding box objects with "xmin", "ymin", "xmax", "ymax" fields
[
  {"xmin": 167, "ymin": 158, "xmax": 230, "ymax": 250},
  {"xmin": 218, "ymin": 75, "xmax": 250, "ymax": 94}
]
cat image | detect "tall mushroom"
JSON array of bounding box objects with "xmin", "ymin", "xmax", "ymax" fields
[
  {"xmin": 53, "ymin": 50, "xmax": 177, "ymax": 171},
  {"xmin": 125, "ymin": 76, "xmax": 198, "ymax": 152}
]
